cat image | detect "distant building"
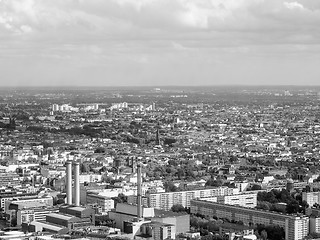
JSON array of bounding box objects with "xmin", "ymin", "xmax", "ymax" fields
[
  {"xmin": 302, "ymin": 192, "xmax": 320, "ymax": 208},
  {"xmin": 52, "ymin": 104, "xmax": 59, "ymax": 112},
  {"xmin": 219, "ymin": 222, "xmax": 255, "ymax": 240},
  {"xmin": 200, "ymin": 192, "xmax": 257, "ymax": 208},
  {"xmin": 0, "ymin": 172, "xmax": 20, "ymax": 188},
  {"xmin": 0, "ymin": 192, "xmax": 38, "ymax": 210},
  {"xmin": 108, "ymin": 203, "xmax": 189, "ymax": 239},
  {"xmin": 147, "ymin": 187, "xmax": 239, "ymax": 211},
  {"xmin": 22, "ymin": 205, "xmax": 95, "ymax": 234},
  {"xmin": 310, "ymin": 216, "xmax": 320, "ymax": 234},
  {"xmin": 17, "ymin": 206, "xmax": 59, "ymax": 226},
  {"xmin": 86, "ymin": 193, "xmax": 114, "ymax": 213}
]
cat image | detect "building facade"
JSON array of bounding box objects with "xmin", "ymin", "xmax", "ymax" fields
[
  {"xmin": 17, "ymin": 207, "xmax": 59, "ymax": 226},
  {"xmin": 200, "ymin": 192, "xmax": 257, "ymax": 208},
  {"xmin": 147, "ymin": 187, "xmax": 238, "ymax": 211},
  {"xmin": 302, "ymin": 192, "xmax": 320, "ymax": 208},
  {"xmin": 86, "ymin": 193, "xmax": 114, "ymax": 213},
  {"xmin": 190, "ymin": 199, "xmax": 309, "ymax": 240}
]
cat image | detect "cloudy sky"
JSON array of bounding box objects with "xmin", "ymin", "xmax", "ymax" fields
[{"xmin": 0, "ymin": 0, "xmax": 319, "ymax": 86}]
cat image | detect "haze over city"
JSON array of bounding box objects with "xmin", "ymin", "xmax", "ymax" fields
[{"xmin": 1, "ymin": 0, "xmax": 320, "ymax": 86}]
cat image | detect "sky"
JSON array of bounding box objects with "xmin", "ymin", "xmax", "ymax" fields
[{"xmin": 0, "ymin": 0, "xmax": 320, "ymax": 87}]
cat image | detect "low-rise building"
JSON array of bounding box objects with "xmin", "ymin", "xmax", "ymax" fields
[{"xmin": 86, "ymin": 193, "xmax": 114, "ymax": 213}]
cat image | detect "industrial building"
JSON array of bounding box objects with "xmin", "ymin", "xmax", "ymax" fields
[
  {"xmin": 22, "ymin": 161, "xmax": 95, "ymax": 234},
  {"xmin": 86, "ymin": 192, "xmax": 114, "ymax": 213},
  {"xmin": 108, "ymin": 164, "xmax": 190, "ymax": 239},
  {"xmin": 5, "ymin": 195, "xmax": 54, "ymax": 226},
  {"xmin": 16, "ymin": 206, "xmax": 59, "ymax": 226},
  {"xmin": 0, "ymin": 192, "xmax": 38, "ymax": 211}
]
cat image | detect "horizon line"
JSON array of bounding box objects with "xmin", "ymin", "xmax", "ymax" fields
[{"xmin": 1, "ymin": 84, "xmax": 320, "ymax": 88}]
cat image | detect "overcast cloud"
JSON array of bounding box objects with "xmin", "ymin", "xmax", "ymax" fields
[{"xmin": 0, "ymin": 0, "xmax": 319, "ymax": 86}]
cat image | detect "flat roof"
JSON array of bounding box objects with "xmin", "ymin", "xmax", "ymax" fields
[
  {"xmin": 46, "ymin": 213, "xmax": 74, "ymax": 221},
  {"xmin": 15, "ymin": 201, "xmax": 48, "ymax": 209},
  {"xmin": 31, "ymin": 221, "xmax": 64, "ymax": 232},
  {"xmin": 154, "ymin": 209, "xmax": 188, "ymax": 218},
  {"xmin": 68, "ymin": 206, "xmax": 87, "ymax": 211},
  {"xmin": 150, "ymin": 221, "xmax": 174, "ymax": 227},
  {"xmin": 219, "ymin": 222, "xmax": 254, "ymax": 231}
]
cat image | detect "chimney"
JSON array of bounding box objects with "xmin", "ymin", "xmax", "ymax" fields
[
  {"xmin": 66, "ymin": 161, "xmax": 72, "ymax": 205},
  {"xmin": 137, "ymin": 164, "xmax": 142, "ymax": 220},
  {"xmin": 74, "ymin": 162, "xmax": 80, "ymax": 206}
]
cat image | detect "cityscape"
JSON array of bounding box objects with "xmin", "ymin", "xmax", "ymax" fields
[
  {"xmin": 0, "ymin": 86, "xmax": 320, "ymax": 240},
  {"xmin": 1, "ymin": 0, "xmax": 320, "ymax": 240}
]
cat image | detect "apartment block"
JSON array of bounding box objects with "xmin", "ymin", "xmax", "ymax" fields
[
  {"xmin": 302, "ymin": 192, "xmax": 320, "ymax": 208},
  {"xmin": 147, "ymin": 187, "xmax": 239, "ymax": 211},
  {"xmin": 201, "ymin": 192, "xmax": 257, "ymax": 208},
  {"xmin": 190, "ymin": 199, "xmax": 309, "ymax": 240},
  {"xmin": 310, "ymin": 216, "xmax": 320, "ymax": 234}
]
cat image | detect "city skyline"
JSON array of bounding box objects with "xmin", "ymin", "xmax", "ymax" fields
[{"xmin": 1, "ymin": 0, "xmax": 320, "ymax": 87}]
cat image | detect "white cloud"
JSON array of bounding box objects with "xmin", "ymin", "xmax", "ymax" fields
[
  {"xmin": 284, "ymin": 1, "xmax": 304, "ymax": 10},
  {"xmin": 0, "ymin": 0, "xmax": 320, "ymax": 86},
  {"xmin": 0, "ymin": 0, "xmax": 319, "ymax": 38}
]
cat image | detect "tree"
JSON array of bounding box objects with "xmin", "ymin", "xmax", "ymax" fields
[
  {"xmin": 256, "ymin": 224, "xmax": 285, "ymax": 240},
  {"xmin": 205, "ymin": 179, "xmax": 223, "ymax": 187},
  {"xmin": 171, "ymin": 204, "xmax": 186, "ymax": 213},
  {"xmin": 81, "ymin": 163, "xmax": 90, "ymax": 173},
  {"xmin": 94, "ymin": 147, "xmax": 106, "ymax": 153},
  {"xmin": 257, "ymin": 201, "xmax": 271, "ymax": 211},
  {"xmin": 112, "ymin": 193, "xmax": 127, "ymax": 207},
  {"xmin": 163, "ymin": 181, "xmax": 178, "ymax": 192},
  {"xmin": 251, "ymin": 184, "xmax": 262, "ymax": 190},
  {"xmin": 286, "ymin": 200, "xmax": 300, "ymax": 214},
  {"xmin": 261, "ymin": 230, "xmax": 268, "ymax": 240},
  {"xmin": 101, "ymin": 175, "xmax": 113, "ymax": 183}
]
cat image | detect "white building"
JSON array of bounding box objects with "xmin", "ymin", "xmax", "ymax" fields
[
  {"xmin": 302, "ymin": 192, "xmax": 320, "ymax": 208},
  {"xmin": 86, "ymin": 193, "xmax": 114, "ymax": 213},
  {"xmin": 200, "ymin": 192, "xmax": 257, "ymax": 208},
  {"xmin": 310, "ymin": 216, "xmax": 320, "ymax": 234},
  {"xmin": 147, "ymin": 187, "xmax": 239, "ymax": 211}
]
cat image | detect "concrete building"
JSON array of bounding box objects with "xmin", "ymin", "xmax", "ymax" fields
[
  {"xmin": 147, "ymin": 186, "xmax": 238, "ymax": 211},
  {"xmin": 108, "ymin": 203, "xmax": 189, "ymax": 240},
  {"xmin": 78, "ymin": 174, "xmax": 102, "ymax": 184},
  {"xmin": 310, "ymin": 216, "xmax": 320, "ymax": 234},
  {"xmin": 0, "ymin": 192, "xmax": 38, "ymax": 210},
  {"xmin": 17, "ymin": 206, "xmax": 59, "ymax": 226},
  {"xmin": 0, "ymin": 172, "xmax": 20, "ymax": 187},
  {"xmin": 190, "ymin": 199, "xmax": 309, "ymax": 240},
  {"xmin": 5, "ymin": 196, "xmax": 54, "ymax": 226},
  {"xmin": 127, "ymin": 195, "xmax": 149, "ymax": 207},
  {"xmin": 109, "ymin": 203, "xmax": 155, "ymax": 230},
  {"xmin": 302, "ymin": 192, "xmax": 320, "ymax": 208},
  {"xmin": 108, "ymin": 164, "xmax": 189, "ymax": 239},
  {"xmin": 5, "ymin": 195, "xmax": 53, "ymax": 213},
  {"xmin": 22, "ymin": 205, "xmax": 95, "ymax": 234},
  {"xmin": 200, "ymin": 192, "xmax": 257, "ymax": 208},
  {"xmin": 218, "ymin": 222, "xmax": 255, "ymax": 240},
  {"xmin": 86, "ymin": 193, "xmax": 114, "ymax": 213}
]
